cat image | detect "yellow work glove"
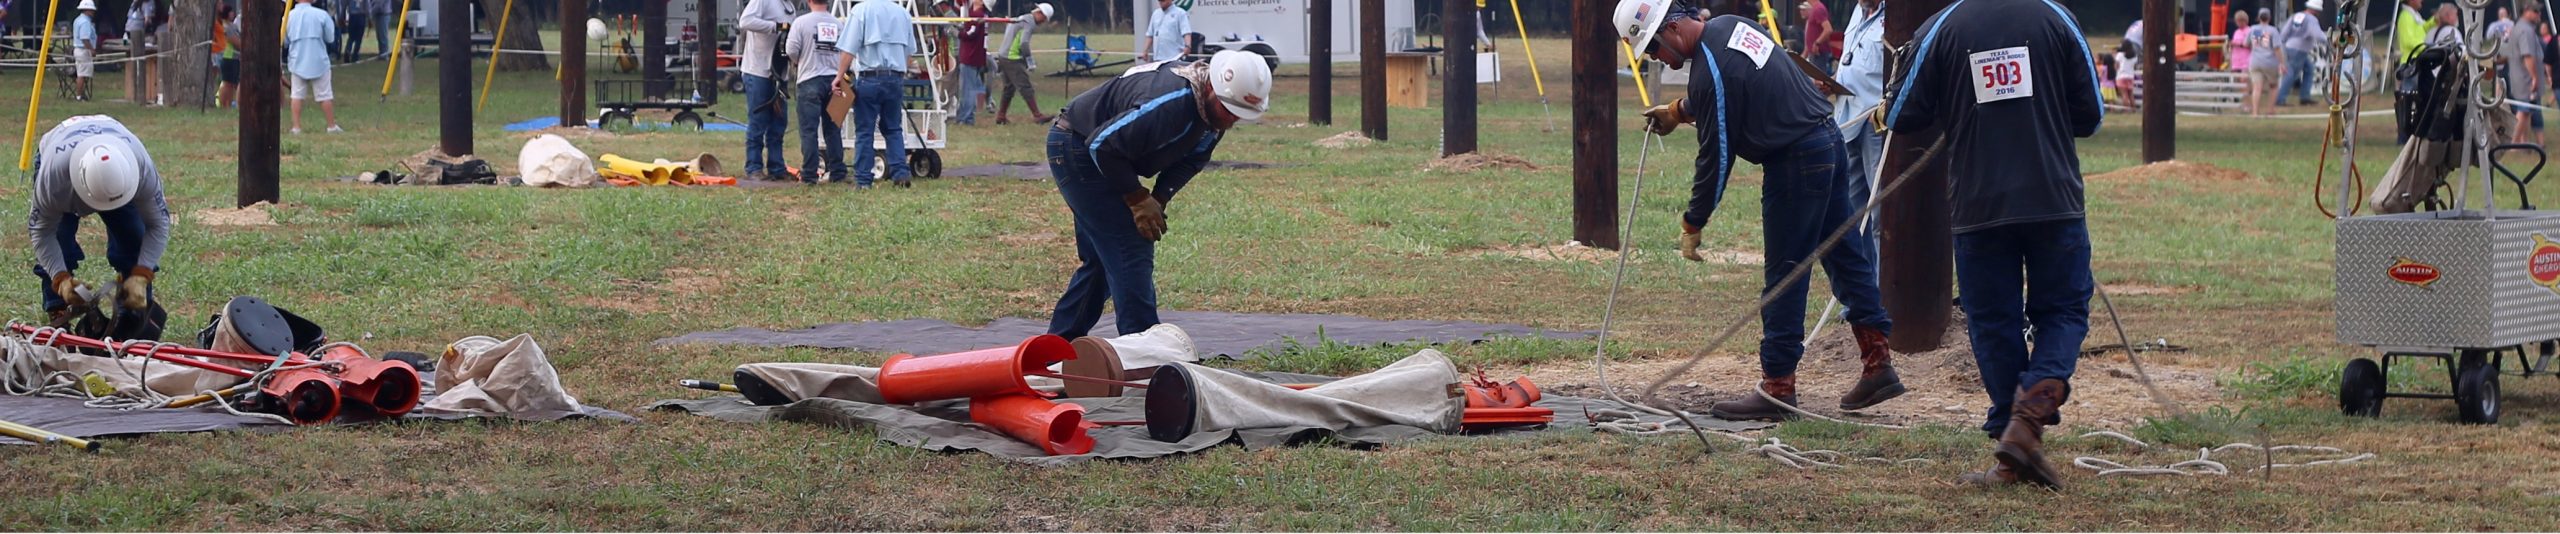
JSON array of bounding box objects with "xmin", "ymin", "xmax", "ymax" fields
[
  {"xmin": 1126, "ymin": 191, "xmax": 1168, "ymax": 242},
  {"xmin": 118, "ymin": 267, "xmax": 153, "ymax": 311},
  {"xmin": 50, "ymin": 272, "xmax": 87, "ymax": 309},
  {"xmin": 1643, "ymin": 99, "xmax": 1692, "ymax": 136},
  {"xmin": 1678, "ymin": 222, "xmax": 1706, "ymax": 262}
]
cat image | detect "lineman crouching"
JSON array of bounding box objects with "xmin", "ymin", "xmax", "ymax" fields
[
  {"xmin": 1043, "ymin": 51, "xmax": 1271, "ymax": 339},
  {"xmin": 1885, "ymin": 0, "xmax": 2106, "ymax": 488},
  {"xmin": 1613, "ymin": 0, "xmax": 1905, "ymax": 420},
  {"xmin": 30, "ymin": 116, "xmax": 172, "ymax": 334}
]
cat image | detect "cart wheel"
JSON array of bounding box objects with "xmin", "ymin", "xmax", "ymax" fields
[
  {"xmin": 725, "ymin": 74, "xmax": 746, "ymax": 94},
  {"xmin": 671, "ymin": 111, "xmax": 705, "ymax": 131},
  {"xmin": 2339, "ymin": 358, "xmax": 2385, "ymax": 417},
  {"xmin": 2455, "ymin": 351, "xmax": 2502, "ymax": 425},
  {"xmin": 911, "ymin": 150, "xmax": 943, "ymax": 179},
  {"xmin": 600, "ymin": 110, "xmax": 636, "ymax": 131}
]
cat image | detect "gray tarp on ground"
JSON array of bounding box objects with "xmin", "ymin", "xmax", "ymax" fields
[
  {"xmin": 654, "ymin": 311, "xmax": 1591, "ymax": 358},
  {"xmin": 0, "ymin": 381, "xmax": 641, "ymax": 447},
  {"xmin": 647, "ymin": 370, "xmax": 1772, "ymax": 467}
]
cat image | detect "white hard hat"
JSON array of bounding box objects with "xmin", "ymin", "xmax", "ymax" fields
[
  {"xmin": 68, "ymin": 136, "xmax": 140, "ymax": 212},
  {"xmin": 1206, "ymin": 50, "xmax": 1271, "ymax": 123},
  {"xmin": 587, "ymin": 18, "xmax": 609, "ymax": 41},
  {"xmin": 1613, "ymin": 0, "xmax": 1674, "ymax": 54},
  {"xmin": 1036, "ymin": 3, "xmax": 1055, "ymax": 19},
  {"xmin": 2306, "ymin": 0, "xmax": 2323, "ymax": 9},
  {"xmin": 77, "ymin": 0, "xmax": 96, "ymax": 10}
]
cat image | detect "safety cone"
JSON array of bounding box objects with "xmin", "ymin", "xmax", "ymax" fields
[
  {"xmin": 876, "ymin": 335, "xmax": 1076, "ymax": 404},
  {"xmin": 969, "ymin": 393, "xmax": 1096, "ymax": 456}
]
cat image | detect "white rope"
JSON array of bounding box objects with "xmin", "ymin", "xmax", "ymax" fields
[
  {"xmin": 0, "ymin": 39, "xmax": 211, "ymax": 68},
  {"xmin": 2, "ymin": 321, "xmax": 324, "ymax": 426},
  {"xmin": 2070, "ymin": 430, "xmax": 2376, "ymax": 477}
]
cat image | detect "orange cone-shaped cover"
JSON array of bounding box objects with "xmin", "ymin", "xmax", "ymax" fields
[{"xmin": 969, "ymin": 393, "xmax": 1097, "ymax": 456}]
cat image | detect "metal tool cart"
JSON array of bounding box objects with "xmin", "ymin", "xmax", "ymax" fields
[
  {"xmin": 592, "ymin": 78, "xmax": 715, "ymax": 130},
  {"xmin": 2324, "ymin": 0, "xmax": 2558, "ymax": 424}
]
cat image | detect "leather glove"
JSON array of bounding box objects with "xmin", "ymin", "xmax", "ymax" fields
[
  {"xmin": 50, "ymin": 272, "xmax": 86, "ymax": 309},
  {"xmin": 1678, "ymin": 222, "xmax": 1706, "ymax": 262},
  {"xmin": 117, "ymin": 267, "xmax": 153, "ymax": 311},
  {"xmin": 1642, "ymin": 99, "xmax": 1691, "ymax": 136},
  {"xmin": 1126, "ymin": 191, "xmax": 1168, "ymax": 242}
]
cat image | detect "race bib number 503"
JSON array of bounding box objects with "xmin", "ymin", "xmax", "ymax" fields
[
  {"xmin": 1726, "ymin": 27, "xmax": 1774, "ymax": 69},
  {"xmin": 1969, "ymin": 46, "xmax": 2033, "ymax": 103}
]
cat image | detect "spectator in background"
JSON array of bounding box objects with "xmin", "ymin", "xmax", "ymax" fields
[
  {"xmin": 2247, "ymin": 12, "xmax": 2280, "ymax": 116},
  {"xmin": 955, "ymin": 0, "xmax": 992, "ymax": 126},
  {"xmin": 286, "ymin": 0, "xmax": 342, "ymax": 134},
  {"xmin": 840, "ymin": 0, "xmax": 919, "ymax": 189},
  {"xmin": 738, "ymin": 0, "xmax": 794, "ymax": 182},
  {"xmin": 0, "ymin": 0, "xmax": 14, "ymax": 40},
  {"xmin": 2490, "ymin": 7, "xmax": 2514, "ymax": 42},
  {"xmin": 2114, "ymin": 40, "xmax": 2140, "ymax": 110},
  {"xmin": 339, "ymin": 0, "xmax": 368, "ymax": 62},
  {"xmin": 785, "ymin": 0, "xmax": 847, "ymax": 185},
  {"xmin": 2544, "ymin": 18, "xmax": 2560, "ymax": 115},
  {"xmin": 2229, "ymin": 11, "xmax": 2252, "ymax": 75},
  {"xmin": 1801, "ymin": 0, "xmax": 1838, "ymax": 75},
  {"xmin": 2275, "ymin": 0, "xmax": 2324, "ymax": 106},
  {"xmin": 217, "ymin": 4, "xmax": 242, "ymax": 107},
  {"xmin": 1142, "ymin": 0, "xmax": 1191, "ymax": 62},
  {"xmin": 125, "ymin": 0, "xmax": 153, "ymax": 50},
  {"xmin": 72, "ymin": 0, "xmax": 97, "ymax": 101},
  {"xmin": 371, "ymin": 0, "xmax": 396, "ymax": 60},
  {"xmin": 2430, "ymin": 4, "xmax": 2464, "ymax": 48},
  {"xmin": 2394, "ymin": 0, "xmax": 2429, "ymax": 143},
  {"xmin": 993, "ymin": 3, "xmax": 1056, "ymax": 125},
  {"xmin": 2512, "ymin": 9, "xmax": 2545, "ymax": 145}
]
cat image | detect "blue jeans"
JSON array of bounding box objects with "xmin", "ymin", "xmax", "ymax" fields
[
  {"xmin": 1841, "ymin": 125, "xmax": 1883, "ymax": 195},
  {"xmin": 1954, "ymin": 219, "xmax": 2092, "ymax": 438},
  {"xmin": 743, "ymin": 74, "xmax": 788, "ymax": 176},
  {"xmin": 1044, "ymin": 126, "xmax": 1160, "ymax": 339},
  {"xmin": 955, "ymin": 63, "xmax": 987, "ymax": 125},
  {"xmin": 372, "ymin": 12, "xmax": 393, "ymax": 58},
  {"xmin": 849, "ymin": 74, "xmax": 912, "ymax": 184},
  {"xmin": 341, "ymin": 12, "xmax": 368, "ymax": 62},
  {"xmin": 1757, "ymin": 130, "xmax": 1892, "ymax": 378},
  {"xmin": 795, "ymin": 76, "xmax": 845, "ymax": 182},
  {"xmin": 33, "ymin": 207, "xmax": 152, "ymax": 312},
  {"xmin": 2278, "ymin": 49, "xmax": 2315, "ymax": 105}
]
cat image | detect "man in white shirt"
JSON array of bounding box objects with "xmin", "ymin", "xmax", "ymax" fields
[
  {"xmin": 737, "ymin": 0, "xmax": 795, "ymax": 182},
  {"xmin": 1142, "ymin": 0, "xmax": 1192, "ymax": 62}
]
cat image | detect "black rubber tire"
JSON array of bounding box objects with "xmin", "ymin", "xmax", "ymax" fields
[
  {"xmin": 671, "ymin": 111, "xmax": 705, "ymax": 131},
  {"xmin": 2339, "ymin": 358, "xmax": 2384, "ymax": 417},
  {"xmin": 724, "ymin": 74, "xmax": 745, "ymax": 94},
  {"xmin": 600, "ymin": 110, "xmax": 636, "ymax": 131},
  {"xmin": 911, "ymin": 149, "xmax": 943, "ymax": 178},
  {"xmin": 2455, "ymin": 351, "xmax": 2502, "ymax": 425}
]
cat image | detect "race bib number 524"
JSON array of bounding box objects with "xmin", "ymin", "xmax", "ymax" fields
[{"xmin": 1969, "ymin": 46, "xmax": 2033, "ymax": 103}]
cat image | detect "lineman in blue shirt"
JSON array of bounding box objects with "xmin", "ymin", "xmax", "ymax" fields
[
  {"xmin": 1613, "ymin": 0, "xmax": 1903, "ymax": 421},
  {"xmin": 1042, "ymin": 52, "xmax": 1270, "ymax": 339},
  {"xmin": 1884, "ymin": 0, "xmax": 2105, "ymax": 489},
  {"xmin": 838, "ymin": 0, "xmax": 917, "ymax": 189}
]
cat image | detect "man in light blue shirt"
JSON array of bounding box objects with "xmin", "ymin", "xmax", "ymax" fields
[
  {"xmin": 838, "ymin": 0, "xmax": 916, "ymax": 188},
  {"xmin": 371, "ymin": 0, "xmax": 396, "ymax": 60},
  {"xmin": 1831, "ymin": 0, "xmax": 1886, "ymax": 191},
  {"xmin": 71, "ymin": 0, "xmax": 98, "ymax": 101},
  {"xmin": 1142, "ymin": 0, "xmax": 1191, "ymax": 62},
  {"xmin": 286, "ymin": 0, "xmax": 341, "ymax": 133}
]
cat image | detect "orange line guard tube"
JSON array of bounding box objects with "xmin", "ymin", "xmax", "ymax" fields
[
  {"xmin": 875, "ymin": 335, "xmax": 1076, "ymax": 404},
  {"xmin": 970, "ymin": 393, "xmax": 1096, "ymax": 455},
  {"xmin": 19, "ymin": 0, "xmax": 67, "ymax": 170}
]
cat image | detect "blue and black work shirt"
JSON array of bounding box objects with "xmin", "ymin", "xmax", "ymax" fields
[
  {"xmin": 1674, "ymin": 15, "xmax": 1836, "ymax": 229},
  {"xmin": 1060, "ymin": 64, "xmax": 1223, "ymax": 203},
  {"xmin": 1885, "ymin": 0, "xmax": 2104, "ymax": 234}
]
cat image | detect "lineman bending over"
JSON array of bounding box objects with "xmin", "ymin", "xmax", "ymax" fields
[
  {"xmin": 1885, "ymin": 0, "xmax": 2105, "ymax": 489},
  {"xmin": 29, "ymin": 116, "xmax": 171, "ymax": 329},
  {"xmin": 1042, "ymin": 52, "xmax": 1271, "ymax": 339},
  {"xmin": 1614, "ymin": 0, "xmax": 1904, "ymax": 421}
]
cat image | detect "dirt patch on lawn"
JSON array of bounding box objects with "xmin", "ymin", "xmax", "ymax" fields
[
  {"xmin": 1515, "ymin": 308, "xmax": 2224, "ymax": 429},
  {"xmin": 192, "ymin": 202, "xmax": 278, "ymax": 227},
  {"xmin": 1423, "ymin": 152, "xmax": 1539, "ymax": 173},
  {"xmin": 1313, "ymin": 131, "xmax": 1374, "ymax": 149},
  {"xmin": 579, "ymin": 267, "xmax": 730, "ymax": 315},
  {"xmin": 997, "ymin": 230, "xmax": 1071, "ymax": 247},
  {"xmin": 2088, "ymin": 161, "xmax": 2252, "ymax": 182},
  {"xmin": 2105, "ymin": 283, "xmax": 2195, "ymax": 295},
  {"xmin": 1475, "ymin": 242, "xmax": 1616, "ymax": 263}
]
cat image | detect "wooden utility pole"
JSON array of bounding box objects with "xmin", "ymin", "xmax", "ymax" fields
[
  {"xmin": 1310, "ymin": 0, "xmax": 1332, "ymax": 125},
  {"xmin": 239, "ymin": 0, "xmax": 283, "ymax": 207},
  {"xmin": 1570, "ymin": 0, "xmax": 1616, "ymax": 249},
  {"xmin": 644, "ymin": 0, "xmax": 670, "ymax": 98},
  {"xmin": 563, "ymin": 0, "xmax": 589, "ymax": 125},
  {"xmin": 1360, "ymin": 0, "xmax": 1387, "ymax": 140},
  {"xmin": 440, "ymin": 0, "xmax": 471, "ymax": 157},
  {"xmin": 2142, "ymin": 0, "xmax": 2175, "ymax": 161},
  {"xmin": 1442, "ymin": 0, "xmax": 1477, "ymax": 156},
  {"xmin": 1876, "ymin": 0, "xmax": 1953, "ymax": 351},
  {"xmin": 168, "ymin": 0, "xmax": 213, "ymax": 107},
  {"xmin": 696, "ymin": 0, "xmax": 718, "ymax": 104}
]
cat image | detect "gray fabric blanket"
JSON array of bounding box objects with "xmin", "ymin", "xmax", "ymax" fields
[{"xmin": 654, "ymin": 311, "xmax": 1591, "ymax": 358}]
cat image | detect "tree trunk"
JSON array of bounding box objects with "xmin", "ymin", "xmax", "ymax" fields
[
  {"xmin": 493, "ymin": 0, "xmax": 548, "ymax": 71},
  {"xmin": 165, "ymin": 0, "xmax": 214, "ymax": 108}
]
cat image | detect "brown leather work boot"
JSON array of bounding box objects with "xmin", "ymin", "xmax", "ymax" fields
[
  {"xmin": 1708, "ymin": 375, "xmax": 1799, "ymax": 421},
  {"xmin": 1995, "ymin": 379, "xmax": 2072, "ymax": 489},
  {"xmin": 1957, "ymin": 462, "xmax": 2019, "ymax": 486},
  {"xmin": 1838, "ymin": 325, "xmax": 1908, "ymax": 410}
]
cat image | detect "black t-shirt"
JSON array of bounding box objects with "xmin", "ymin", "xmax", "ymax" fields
[
  {"xmin": 1059, "ymin": 65, "xmax": 1224, "ymax": 202},
  {"xmin": 1884, "ymin": 0, "xmax": 2105, "ymax": 234},
  {"xmin": 1676, "ymin": 15, "xmax": 1836, "ymax": 228}
]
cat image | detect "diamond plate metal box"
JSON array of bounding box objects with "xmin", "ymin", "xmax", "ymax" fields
[{"xmin": 2335, "ymin": 211, "xmax": 2560, "ymax": 348}]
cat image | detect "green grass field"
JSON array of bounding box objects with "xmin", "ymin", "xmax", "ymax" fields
[{"xmin": 3, "ymin": 36, "xmax": 2559, "ymax": 530}]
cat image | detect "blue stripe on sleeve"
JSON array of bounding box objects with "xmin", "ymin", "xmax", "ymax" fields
[
  {"xmin": 1885, "ymin": 0, "xmax": 1967, "ymax": 128},
  {"xmin": 1089, "ymin": 88, "xmax": 1194, "ymax": 170}
]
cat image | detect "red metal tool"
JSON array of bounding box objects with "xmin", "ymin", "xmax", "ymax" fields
[{"xmin": 9, "ymin": 324, "xmax": 418, "ymax": 423}]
